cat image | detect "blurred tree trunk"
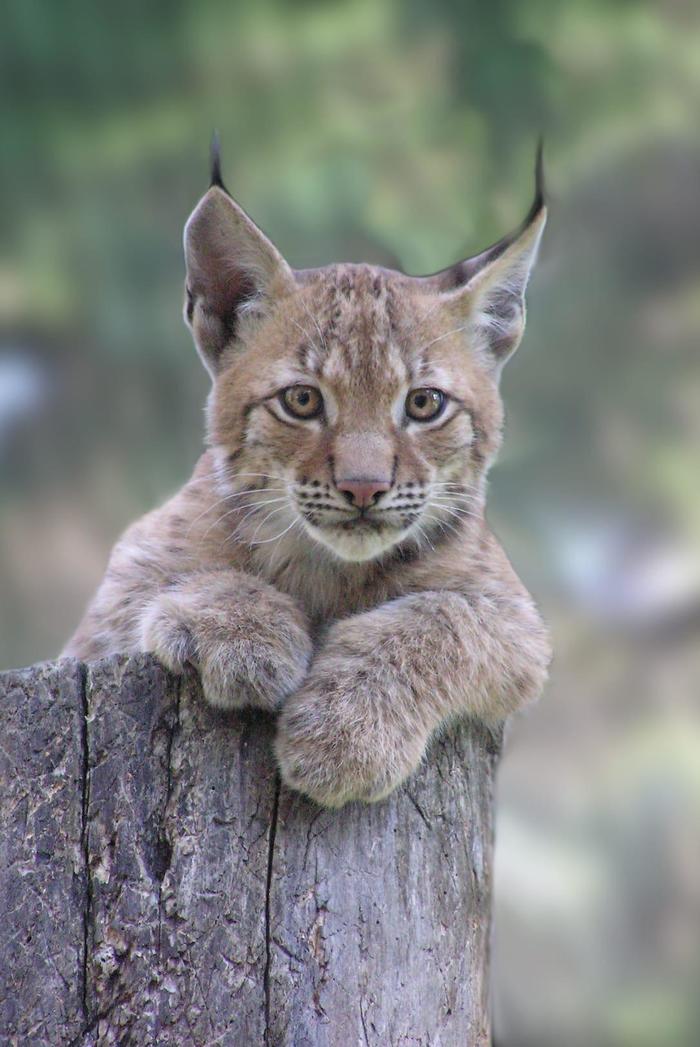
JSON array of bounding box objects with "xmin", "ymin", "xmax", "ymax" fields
[{"xmin": 0, "ymin": 655, "xmax": 500, "ymax": 1046}]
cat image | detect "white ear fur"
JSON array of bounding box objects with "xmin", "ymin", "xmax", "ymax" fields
[{"xmin": 183, "ymin": 187, "xmax": 294, "ymax": 377}]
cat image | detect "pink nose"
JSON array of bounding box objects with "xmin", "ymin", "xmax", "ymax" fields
[{"xmin": 336, "ymin": 478, "xmax": 391, "ymax": 509}]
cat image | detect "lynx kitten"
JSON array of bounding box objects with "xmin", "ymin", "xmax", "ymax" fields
[{"xmin": 65, "ymin": 145, "xmax": 551, "ymax": 807}]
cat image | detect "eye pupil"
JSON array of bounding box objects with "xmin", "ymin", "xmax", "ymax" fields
[
  {"xmin": 406, "ymin": 388, "xmax": 445, "ymax": 421},
  {"xmin": 281, "ymin": 385, "xmax": 322, "ymax": 419}
]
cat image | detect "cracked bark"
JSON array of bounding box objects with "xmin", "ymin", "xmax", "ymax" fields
[{"xmin": 0, "ymin": 654, "xmax": 500, "ymax": 1046}]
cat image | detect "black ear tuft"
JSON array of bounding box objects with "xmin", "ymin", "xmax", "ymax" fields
[
  {"xmin": 209, "ymin": 130, "xmax": 230, "ymax": 194},
  {"xmin": 415, "ymin": 138, "xmax": 548, "ymax": 294},
  {"xmin": 526, "ymin": 137, "xmax": 546, "ymax": 225}
]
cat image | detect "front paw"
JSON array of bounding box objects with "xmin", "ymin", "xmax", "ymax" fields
[
  {"xmin": 140, "ymin": 592, "xmax": 312, "ymax": 712},
  {"xmin": 275, "ymin": 668, "xmax": 429, "ymax": 807}
]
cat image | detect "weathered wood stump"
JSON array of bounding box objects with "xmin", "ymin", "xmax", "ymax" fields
[{"xmin": 0, "ymin": 654, "xmax": 500, "ymax": 1046}]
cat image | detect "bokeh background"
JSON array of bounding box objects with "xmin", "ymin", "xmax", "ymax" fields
[{"xmin": 2, "ymin": 1, "xmax": 699, "ymax": 1043}]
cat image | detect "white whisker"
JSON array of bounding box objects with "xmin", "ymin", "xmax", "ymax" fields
[
  {"xmin": 431, "ymin": 481, "xmax": 480, "ymax": 491},
  {"xmin": 431, "ymin": 496, "xmax": 480, "ymax": 509},
  {"xmin": 229, "ymin": 499, "xmax": 291, "ymax": 536},
  {"xmin": 429, "ymin": 500, "xmax": 480, "ymax": 521},
  {"xmin": 431, "ymin": 494, "xmax": 481, "ymax": 503},
  {"xmin": 430, "ymin": 488, "xmax": 483, "ymax": 507},
  {"xmin": 246, "ymin": 504, "xmax": 291, "ymax": 544},
  {"xmin": 420, "ymin": 325, "xmax": 470, "ymax": 352},
  {"xmin": 251, "ymin": 515, "xmax": 302, "ymax": 546},
  {"xmin": 228, "ymin": 472, "xmax": 289, "ymax": 483},
  {"xmin": 412, "ymin": 519, "xmax": 436, "ymax": 553},
  {"xmin": 186, "ymin": 491, "xmax": 240, "ymax": 539},
  {"xmin": 421, "ymin": 512, "xmax": 465, "ymax": 543},
  {"xmin": 187, "ymin": 487, "xmax": 278, "ymax": 540},
  {"xmin": 298, "ymin": 297, "xmax": 328, "ymax": 352},
  {"xmin": 290, "ymin": 317, "xmax": 324, "ymax": 359},
  {"xmin": 266, "ymin": 517, "xmax": 304, "ymax": 569},
  {"xmin": 203, "ymin": 496, "xmax": 288, "ymax": 541},
  {"xmin": 409, "ymin": 298, "xmax": 445, "ymax": 341}
]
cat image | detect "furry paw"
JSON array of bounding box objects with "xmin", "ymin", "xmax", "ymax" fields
[
  {"xmin": 275, "ymin": 659, "xmax": 430, "ymax": 807},
  {"xmin": 141, "ymin": 587, "xmax": 312, "ymax": 712}
]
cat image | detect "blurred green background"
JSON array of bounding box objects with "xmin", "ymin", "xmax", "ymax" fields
[{"xmin": 1, "ymin": 1, "xmax": 699, "ymax": 1043}]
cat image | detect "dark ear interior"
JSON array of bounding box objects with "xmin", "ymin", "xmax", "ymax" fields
[{"xmin": 183, "ymin": 183, "xmax": 294, "ymax": 376}]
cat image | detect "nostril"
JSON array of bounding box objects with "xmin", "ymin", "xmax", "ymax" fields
[
  {"xmin": 336, "ymin": 478, "xmax": 392, "ymax": 509},
  {"xmin": 365, "ymin": 488, "xmax": 385, "ymax": 507}
]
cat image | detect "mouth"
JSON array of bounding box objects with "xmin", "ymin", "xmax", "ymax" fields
[
  {"xmin": 310, "ymin": 508, "xmax": 400, "ymax": 536},
  {"xmin": 300, "ymin": 510, "xmax": 411, "ymax": 562},
  {"xmin": 335, "ymin": 513, "xmax": 387, "ymax": 533}
]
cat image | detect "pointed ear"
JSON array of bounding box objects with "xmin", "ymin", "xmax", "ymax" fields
[
  {"xmin": 453, "ymin": 205, "xmax": 546, "ymax": 367},
  {"xmin": 419, "ymin": 145, "xmax": 547, "ymax": 369},
  {"xmin": 183, "ymin": 184, "xmax": 295, "ymax": 376}
]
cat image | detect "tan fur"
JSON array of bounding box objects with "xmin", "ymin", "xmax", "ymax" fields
[{"xmin": 65, "ymin": 174, "xmax": 551, "ymax": 807}]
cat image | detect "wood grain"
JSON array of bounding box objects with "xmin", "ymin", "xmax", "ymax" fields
[{"xmin": 0, "ymin": 655, "xmax": 499, "ymax": 1046}]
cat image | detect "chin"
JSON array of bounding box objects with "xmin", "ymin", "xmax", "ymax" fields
[{"xmin": 304, "ymin": 521, "xmax": 413, "ymax": 563}]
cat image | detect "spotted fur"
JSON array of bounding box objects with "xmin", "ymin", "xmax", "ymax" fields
[{"xmin": 65, "ymin": 155, "xmax": 551, "ymax": 807}]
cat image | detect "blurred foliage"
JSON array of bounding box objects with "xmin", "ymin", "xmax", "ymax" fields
[{"xmin": 1, "ymin": 1, "xmax": 699, "ymax": 1044}]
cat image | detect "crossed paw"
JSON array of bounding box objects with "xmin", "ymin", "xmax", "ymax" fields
[
  {"xmin": 140, "ymin": 585, "xmax": 312, "ymax": 713},
  {"xmin": 274, "ymin": 659, "xmax": 429, "ymax": 807},
  {"xmin": 142, "ymin": 593, "xmax": 427, "ymax": 806}
]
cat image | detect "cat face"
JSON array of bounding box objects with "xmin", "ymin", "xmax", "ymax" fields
[
  {"xmin": 184, "ymin": 150, "xmax": 545, "ymax": 562},
  {"xmin": 207, "ymin": 268, "xmax": 504, "ymax": 561}
]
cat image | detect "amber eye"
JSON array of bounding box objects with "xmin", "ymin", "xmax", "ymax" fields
[
  {"xmin": 405, "ymin": 388, "xmax": 445, "ymax": 422},
  {"xmin": 280, "ymin": 385, "xmax": 323, "ymax": 419}
]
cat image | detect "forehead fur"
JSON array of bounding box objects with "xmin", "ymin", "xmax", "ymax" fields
[
  {"xmin": 207, "ymin": 259, "xmax": 505, "ymax": 480},
  {"xmin": 221, "ymin": 262, "xmax": 498, "ymax": 407}
]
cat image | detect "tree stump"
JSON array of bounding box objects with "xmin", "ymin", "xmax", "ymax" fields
[{"xmin": 0, "ymin": 654, "xmax": 500, "ymax": 1046}]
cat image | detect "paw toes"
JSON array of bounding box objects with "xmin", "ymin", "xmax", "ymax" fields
[
  {"xmin": 141, "ymin": 600, "xmax": 194, "ymax": 674},
  {"xmin": 142, "ymin": 599, "xmax": 312, "ymax": 711},
  {"xmin": 198, "ymin": 666, "xmax": 247, "ymax": 710},
  {"xmin": 198, "ymin": 652, "xmax": 297, "ymax": 712}
]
